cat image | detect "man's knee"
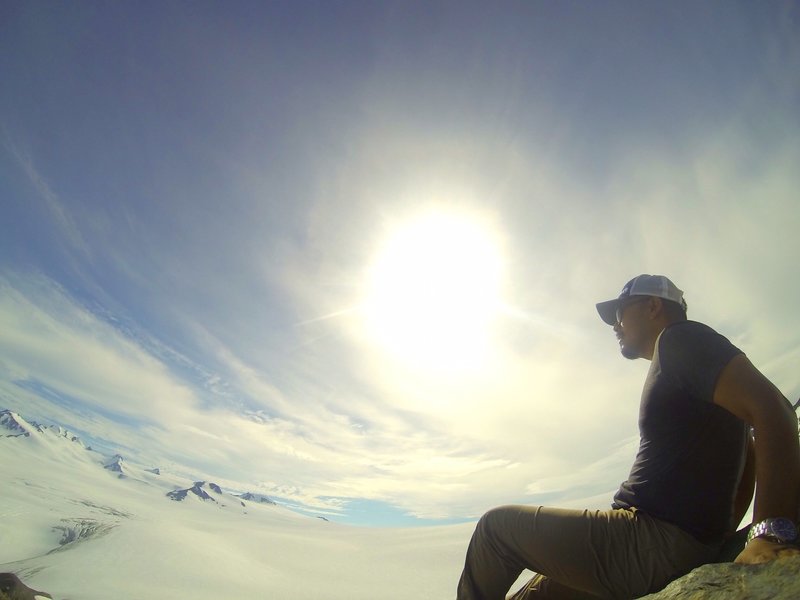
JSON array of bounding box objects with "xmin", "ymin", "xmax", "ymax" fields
[
  {"xmin": 476, "ymin": 505, "xmax": 518, "ymax": 534},
  {"xmin": 474, "ymin": 505, "xmax": 535, "ymax": 548}
]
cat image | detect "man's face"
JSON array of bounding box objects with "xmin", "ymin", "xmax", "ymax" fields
[{"xmin": 613, "ymin": 296, "xmax": 650, "ymax": 359}]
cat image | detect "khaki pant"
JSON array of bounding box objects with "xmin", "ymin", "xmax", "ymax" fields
[{"xmin": 456, "ymin": 505, "xmax": 721, "ymax": 600}]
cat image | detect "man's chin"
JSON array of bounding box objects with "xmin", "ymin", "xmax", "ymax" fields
[{"xmin": 620, "ymin": 345, "xmax": 640, "ymax": 360}]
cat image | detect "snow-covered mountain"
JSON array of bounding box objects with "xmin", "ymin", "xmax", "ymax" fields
[
  {"xmin": 102, "ymin": 454, "xmax": 126, "ymax": 477},
  {"xmin": 1, "ymin": 409, "xmax": 85, "ymax": 445},
  {"xmin": 167, "ymin": 480, "xmax": 237, "ymax": 504},
  {"xmin": 0, "ymin": 408, "xmax": 475, "ymax": 600},
  {"xmin": 238, "ymin": 491, "xmax": 277, "ymax": 505},
  {"xmin": 1, "ymin": 409, "xmax": 46, "ymax": 437}
]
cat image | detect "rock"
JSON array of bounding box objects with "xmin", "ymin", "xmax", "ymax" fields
[
  {"xmin": 639, "ymin": 555, "xmax": 800, "ymax": 600},
  {"xmin": 238, "ymin": 492, "xmax": 277, "ymax": 505},
  {"xmin": 0, "ymin": 573, "xmax": 52, "ymax": 600},
  {"xmin": 166, "ymin": 481, "xmax": 218, "ymax": 502},
  {"xmin": 103, "ymin": 454, "xmax": 125, "ymax": 477}
]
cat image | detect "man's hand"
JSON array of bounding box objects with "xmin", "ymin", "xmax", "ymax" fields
[{"xmin": 735, "ymin": 538, "xmax": 800, "ymax": 565}]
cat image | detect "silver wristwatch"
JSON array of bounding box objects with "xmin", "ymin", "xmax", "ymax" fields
[{"xmin": 746, "ymin": 517, "xmax": 798, "ymax": 544}]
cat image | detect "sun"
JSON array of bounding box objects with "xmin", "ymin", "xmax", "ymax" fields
[{"xmin": 361, "ymin": 211, "xmax": 504, "ymax": 373}]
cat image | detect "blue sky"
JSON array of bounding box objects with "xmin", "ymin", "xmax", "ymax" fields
[{"xmin": 1, "ymin": 1, "xmax": 799, "ymax": 526}]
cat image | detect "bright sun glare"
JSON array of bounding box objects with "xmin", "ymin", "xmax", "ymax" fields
[{"xmin": 362, "ymin": 211, "xmax": 504, "ymax": 373}]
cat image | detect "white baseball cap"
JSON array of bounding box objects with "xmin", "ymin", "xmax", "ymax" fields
[{"xmin": 596, "ymin": 274, "xmax": 687, "ymax": 325}]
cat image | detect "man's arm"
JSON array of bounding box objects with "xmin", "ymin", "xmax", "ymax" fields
[
  {"xmin": 730, "ymin": 435, "xmax": 755, "ymax": 534},
  {"xmin": 712, "ymin": 354, "xmax": 800, "ymax": 565}
]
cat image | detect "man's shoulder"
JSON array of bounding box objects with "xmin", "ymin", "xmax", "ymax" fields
[
  {"xmin": 658, "ymin": 320, "xmax": 742, "ymax": 370},
  {"xmin": 661, "ymin": 320, "xmax": 720, "ymax": 345}
]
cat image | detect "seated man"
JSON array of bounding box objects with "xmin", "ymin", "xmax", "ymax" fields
[{"xmin": 457, "ymin": 274, "xmax": 800, "ymax": 600}]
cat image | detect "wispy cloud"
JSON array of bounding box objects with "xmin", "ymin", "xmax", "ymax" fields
[
  {"xmin": 0, "ymin": 274, "xmax": 197, "ymax": 424},
  {"xmin": 2, "ymin": 132, "xmax": 90, "ymax": 258}
]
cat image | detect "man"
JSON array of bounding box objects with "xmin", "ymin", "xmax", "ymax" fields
[{"xmin": 457, "ymin": 274, "xmax": 800, "ymax": 599}]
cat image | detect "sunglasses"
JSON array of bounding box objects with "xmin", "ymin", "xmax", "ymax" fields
[{"xmin": 615, "ymin": 297, "xmax": 649, "ymax": 324}]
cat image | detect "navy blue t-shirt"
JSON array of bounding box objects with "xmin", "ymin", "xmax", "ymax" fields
[{"xmin": 612, "ymin": 321, "xmax": 748, "ymax": 543}]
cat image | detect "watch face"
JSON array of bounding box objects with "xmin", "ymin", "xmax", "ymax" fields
[{"xmin": 768, "ymin": 518, "xmax": 798, "ymax": 542}]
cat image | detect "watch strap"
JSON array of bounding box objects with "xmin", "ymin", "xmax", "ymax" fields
[{"xmin": 747, "ymin": 518, "xmax": 798, "ymax": 544}]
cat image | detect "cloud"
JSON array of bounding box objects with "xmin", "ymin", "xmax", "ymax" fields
[
  {"xmin": 0, "ymin": 274, "xmax": 198, "ymax": 422},
  {"xmin": 2, "ymin": 132, "xmax": 90, "ymax": 258}
]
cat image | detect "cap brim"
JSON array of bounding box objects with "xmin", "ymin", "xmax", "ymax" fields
[{"xmin": 596, "ymin": 299, "xmax": 619, "ymax": 325}]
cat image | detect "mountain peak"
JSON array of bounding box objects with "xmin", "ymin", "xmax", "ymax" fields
[
  {"xmin": 167, "ymin": 481, "xmax": 224, "ymax": 502},
  {"xmin": 104, "ymin": 454, "xmax": 126, "ymax": 478},
  {"xmin": 1, "ymin": 409, "xmax": 87, "ymax": 448},
  {"xmin": 0, "ymin": 409, "xmax": 41, "ymax": 437},
  {"xmin": 239, "ymin": 492, "xmax": 277, "ymax": 505},
  {"xmin": 46, "ymin": 423, "xmax": 86, "ymax": 446}
]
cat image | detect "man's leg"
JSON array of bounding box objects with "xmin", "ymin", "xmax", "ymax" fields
[
  {"xmin": 456, "ymin": 505, "xmax": 613, "ymax": 600},
  {"xmin": 456, "ymin": 505, "xmax": 718, "ymax": 600},
  {"xmin": 507, "ymin": 573, "xmax": 600, "ymax": 600}
]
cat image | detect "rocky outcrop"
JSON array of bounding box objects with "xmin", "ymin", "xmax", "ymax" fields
[
  {"xmin": 0, "ymin": 410, "xmax": 39, "ymax": 437},
  {"xmin": 238, "ymin": 492, "xmax": 277, "ymax": 505},
  {"xmin": 0, "ymin": 410, "xmax": 85, "ymax": 446},
  {"xmin": 639, "ymin": 555, "xmax": 800, "ymax": 600},
  {"xmin": 0, "ymin": 573, "xmax": 52, "ymax": 600},
  {"xmin": 166, "ymin": 481, "xmax": 221, "ymax": 502},
  {"xmin": 103, "ymin": 454, "xmax": 125, "ymax": 477}
]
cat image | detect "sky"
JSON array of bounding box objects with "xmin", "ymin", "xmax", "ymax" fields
[{"xmin": 1, "ymin": 1, "xmax": 799, "ymax": 526}]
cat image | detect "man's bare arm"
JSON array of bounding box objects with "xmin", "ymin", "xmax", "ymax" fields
[
  {"xmin": 730, "ymin": 435, "xmax": 755, "ymax": 533},
  {"xmin": 713, "ymin": 354, "xmax": 800, "ymax": 564}
]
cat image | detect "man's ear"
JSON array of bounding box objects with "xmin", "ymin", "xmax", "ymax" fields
[{"xmin": 648, "ymin": 296, "xmax": 664, "ymax": 320}]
